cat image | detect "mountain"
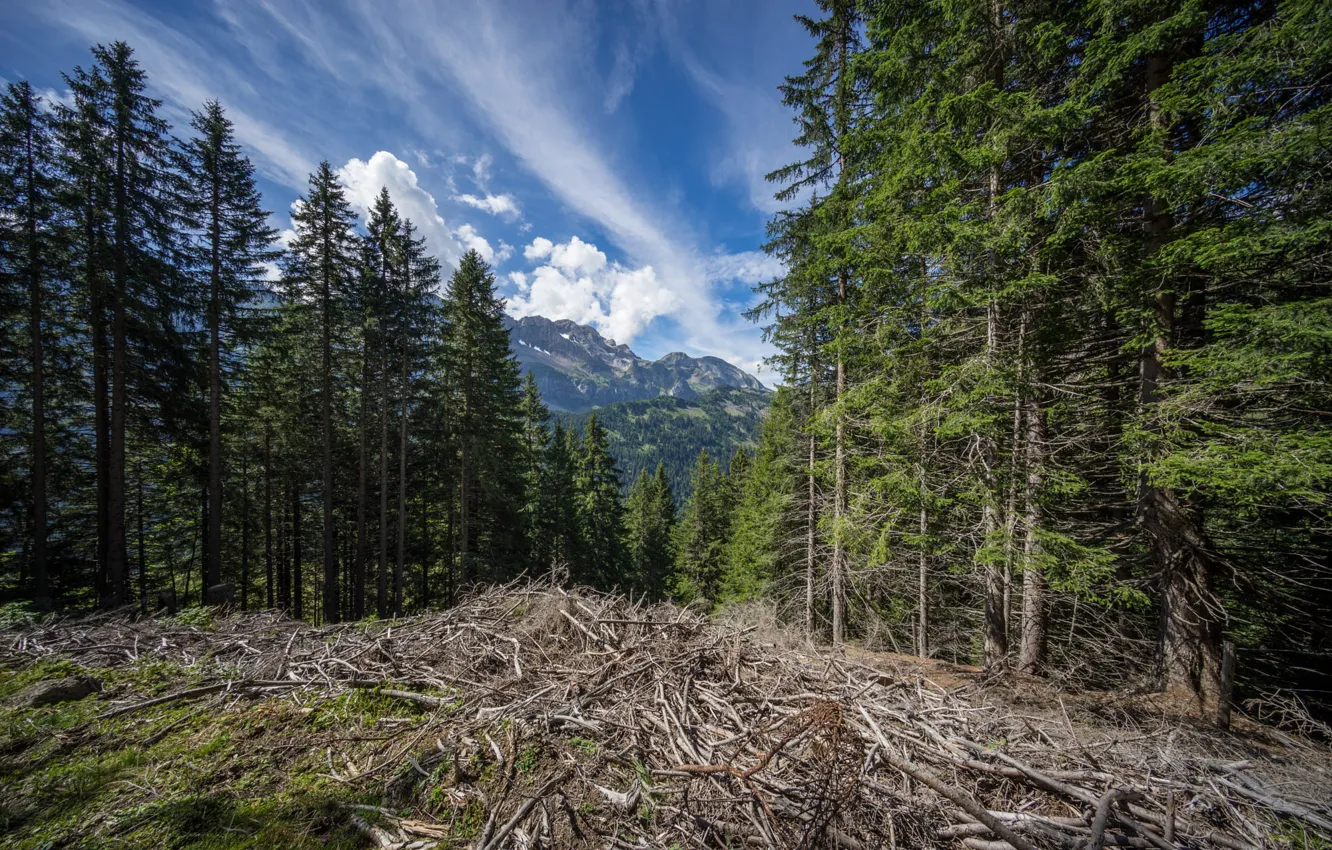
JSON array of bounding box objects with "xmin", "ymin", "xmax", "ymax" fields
[
  {"xmin": 503, "ymin": 314, "xmax": 768, "ymax": 413},
  {"xmin": 556, "ymin": 387, "xmax": 769, "ymax": 501}
]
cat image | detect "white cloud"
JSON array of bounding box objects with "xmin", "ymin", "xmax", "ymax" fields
[
  {"xmin": 472, "ymin": 153, "xmax": 492, "ymax": 186},
  {"xmin": 453, "ymin": 223, "xmax": 508, "ymax": 265},
  {"xmin": 507, "ymin": 235, "xmax": 677, "ymax": 344},
  {"xmin": 705, "ymin": 251, "xmax": 784, "ymax": 286},
  {"xmin": 454, "ymin": 192, "xmax": 520, "ymax": 218},
  {"xmin": 35, "ymin": 0, "xmax": 316, "ymax": 190},
  {"xmin": 524, "ymin": 237, "xmax": 554, "ymax": 261},
  {"xmin": 547, "ymin": 235, "xmax": 606, "ymax": 276},
  {"xmin": 338, "ymin": 150, "xmax": 462, "ymax": 264}
]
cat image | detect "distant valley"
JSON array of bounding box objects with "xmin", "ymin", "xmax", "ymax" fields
[
  {"xmin": 555, "ymin": 387, "xmax": 769, "ymax": 499},
  {"xmin": 504, "ymin": 315, "xmax": 770, "ymax": 495}
]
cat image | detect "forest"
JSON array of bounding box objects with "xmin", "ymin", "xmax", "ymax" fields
[
  {"xmin": 3, "ymin": 0, "xmax": 1332, "ymax": 720},
  {"xmin": 728, "ymin": 0, "xmax": 1332, "ymax": 714},
  {"xmin": 1, "ymin": 2, "xmax": 1331, "ymax": 847},
  {"xmin": 0, "ymin": 43, "xmax": 680, "ymax": 624}
]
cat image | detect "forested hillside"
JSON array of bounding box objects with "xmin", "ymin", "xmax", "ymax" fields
[{"xmin": 555, "ymin": 387, "xmax": 768, "ymax": 498}]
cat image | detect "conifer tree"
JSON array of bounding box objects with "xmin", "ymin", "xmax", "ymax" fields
[
  {"xmin": 0, "ymin": 82, "xmax": 59, "ymax": 609},
  {"xmin": 282, "ymin": 161, "xmax": 360, "ymax": 624},
  {"xmin": 57, "ymin": 43, "xmax": 186, "ymax": 607},
  {"xmin": 518, "ymin": 371, "xmax": 550, "ymax": 568},
  {"xmin": 442, "ymin": 250, "xmax": 524, "ymax": 582},
  {"xmin": 181, "ymin": 99, "xmax": 278, "ymax": 602},
  {"xmin": 624, "ymin": 462, "xmax": 675, "ymax": 599},
  {"xmin": 670, "ymin": 449, "xmax": 734, "ymax": 605},
  {"xmin": 574, "ymin": 414, "xmax": 625, "ymax": 587},
  {"xmin": 535, "ymin": 421, "xmax": 580, "ymax": 575}
]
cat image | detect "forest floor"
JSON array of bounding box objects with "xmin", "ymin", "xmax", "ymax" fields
[{"xmin": 1, "ymin": 585, "xmax": 1329, "ymax": 850}]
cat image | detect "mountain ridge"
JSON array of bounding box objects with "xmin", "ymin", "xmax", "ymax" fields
[{"xmin": 503, "ymin": 314, "xmax": 768, "ymax": 413}]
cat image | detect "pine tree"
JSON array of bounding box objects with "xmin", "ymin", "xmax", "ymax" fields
[
  {"xmin": 56, "ymin": 43, "xmax": 187, "ymax": 607},
  {"xmin": 721, "ymin": 389, "xmax": 798, "ymax": 605},
  {"xmin": 518, "ymin": 371, "xmax": 550, "ymax": 569},
  {"xmin": 281, "ymin": 161, "xmax": 360, "ymax": 624},
  {"xmin": 442, "ymin": 250, "xmax": 525, "ymax": 583},
  {"xmin": 670, "ymin": 449, "xmax": 734, "ymax": 605},
  {"xmin": 181, "ymin": 99, "xmax": 278, "ymax": 603},
  {"xmin": 0, "ymin": 82, "xmax": 59, "ymax": 609},
  {"xmin": 574, "ymin": 414, "xmax": 626, "ymax": 587},
  {"xmin": 624, "ymin": 462, "xmax": 675, "ymax": 599}
]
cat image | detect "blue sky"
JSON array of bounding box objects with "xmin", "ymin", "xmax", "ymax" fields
[{"xmin": 1, "ymin": 0, "xmax": 816, "ymax": 381}]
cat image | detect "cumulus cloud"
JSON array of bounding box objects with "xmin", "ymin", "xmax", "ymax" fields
[
  {"xmin": 455, "ymin": 192, "xmax": 521, "ymax": 218},
  {"xmin": 453, "ymin": 223, "xmax": 511, "ymax": 265},
  {"xmin": 337, "ymin": 150, "xmax": 462, "ymax": 264},
  {"xmin": 507, "ymin": 235, "xmax": 677, "ymax": 343},
  {"xmin": 525, "ymin": 237, "xmax": 554, "ymax": 260}
]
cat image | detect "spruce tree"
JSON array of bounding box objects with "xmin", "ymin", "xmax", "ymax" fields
[
  {"xmin": 518, "ymin": 371, "xmax": 550, "ymax": 569},
  {"xmin": 181, "ymin": 99, "xmax": 278, "ymax": 602},
  {"xmin": 0, "ymin": 82, "xmax": 59, "ymax": 609},
  {"xmin": 536, "ymin": 421, "xmax": 580, "ymax": 576},
  {"xmin": 574, "ymin": 414, "xmax": 626, "ymax": 587},
  {"xmin": 281, "ymin": 161, "xmax": 360, "ymax": 624},
  {"xmin": 670, "ymin": 449, "xmax": 733, "ymax": 605},
  {"xmin": 624, "ymin": 462, "xmax": 675, "ymax": 599},
  {"xmin": 442, "ymin": 250, "xmax": 524, "ymax": 582}
]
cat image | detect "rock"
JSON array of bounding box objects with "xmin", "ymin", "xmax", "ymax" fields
[
  {"xmin": 14, "ymin": 674, "xmax": 101, "ymax": 708},
  {"xmin": 206, "ymin": 583, "xmax": 235, "ymax": 606},
  {"xmin": 156, "ymin": 588, "xmax": 177, "ymax": 615}
]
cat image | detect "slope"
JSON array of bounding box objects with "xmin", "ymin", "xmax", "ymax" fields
[
  {"xmin": 1, "ymin": 587, "xmax": 1327, "ymax": 850},
  {"xmin": 555, "ymin": 386, "xmax": 769, "ymax": 497}
]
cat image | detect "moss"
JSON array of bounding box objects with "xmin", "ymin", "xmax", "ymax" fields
[
  {"xmin": 0, "ymin": 658, "xmax": 378, "ymax": 849},
  {"xmin": 568, "ymin": 736, "xmax": 598, "ymax": 755},
  {"xmin": 516, "ymin": 745, "xmax": 540, "ymax": 773}
]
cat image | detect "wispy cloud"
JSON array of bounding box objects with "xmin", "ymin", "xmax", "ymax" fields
[
  {"xmin": 455, "ymin": 192, "xmax": 520, "ymax": 218},
  {"xmin": 31, "ymin": 0, "xmax": 782, "ymax": 376},
  {"xmin": 37, "ymin": 0, "xmax": 316, "ymax": 189}
]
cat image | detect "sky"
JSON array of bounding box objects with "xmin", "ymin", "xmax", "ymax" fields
[{"xmin": 1, "ymin": 0, "xmax": 817, "ymax": 382}]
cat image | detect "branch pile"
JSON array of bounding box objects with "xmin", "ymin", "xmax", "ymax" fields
[{"xmin": 5, "ymin": 584, "xmax": 1330, "ymax": 849}]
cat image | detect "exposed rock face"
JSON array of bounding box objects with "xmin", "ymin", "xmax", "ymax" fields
[
  {"xmin": 14, "ymin": 674, "xmax": 101, "ymax": 708},
  {"xmin": 504, "ymin": 315, "xmax": 768, "ymax": 412}
]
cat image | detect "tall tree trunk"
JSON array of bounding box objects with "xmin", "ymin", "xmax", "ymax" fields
[
  {"xmin": 279, "ymin": 478, "xmax": 290, "ymax": 611},
  {"xmin": 1018, "ymin": 394, "xmax": 1048, "ymax": 673},
  {"xmin": 205, "ymin": 168, "xmax": 223, "ymax": 600},
  {"xmin": 380, "ymin": 355, "xmax": 391, "ymax": 615},
  {"xmin": 264, "ymin": 427, "xmax": 274, "ymax": 609},
  {"xmin": 806, "ymin": 430, "xmax": 816, "ymax": 639},
  {"xmin": 357, "ymin": 335, "xmax": 371, "ymax": 620},
  {"xmin": 832, "ymin": 357, "xmax": 846, "ymax": 645},
  {"xmin": 24, "ymin": 119, "xmax": 50, "ymax": 610},
  {"xmin": 1139, "ymin": 50, "xmax": 1223, "ymax": 710},
  {"xmin": 980, "ymin": 0, "xmax": 1008, "ymax": 668},
  {"xmin": 90, "ymin": 205, "xmax": 110, "ymax": 607},
  {"xmin": 106, "ymin": 122, "xmax": 129, "ymax": 607},
  {"xmin": 981, "ymin": 304, "xmax": 1007, "ymax": 667},
  {"xmin": 917, "ymin": 464, "xmax": 929, "ymax": 658},
  {"xmin": 241, "ymin": 453, "xmax": 250, "ymax": 609},
  {"xmin": 137, "ymin": 458, "xmax": 146, "ymax": 613},
  {"xmin": 320, "ymin": 229, "xmax": 338, "ymax": 624},
  {"xmin": 396, "ymin": 355, "xmax": 408, "ymax": 616},
  {"xmin": 293, "ymin": 484, "xmax": 303, "ymax": 620}
]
